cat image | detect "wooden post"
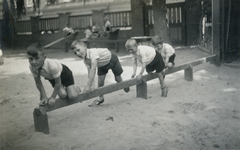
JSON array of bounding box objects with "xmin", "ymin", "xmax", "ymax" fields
[
  {"xmin": 212, "ymin": 0, "xmax": 222, "ymax": 66},
  {"xmin": 30, "ymin": 16, "xmax": 41, "ymax": 43},
  {"xmin": 33, "ymin": 107, "xmax": 49, "ymax": 134},
  {"xmin": 136, "ymin": 81, "xmax": 148, "ymax": 99},
  {"xmin": 184, "ymin": 65, "xmax": 193, "ymax": 81}
]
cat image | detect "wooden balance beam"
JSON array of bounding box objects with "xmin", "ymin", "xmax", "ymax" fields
[
  {"xmin": 33, "ymin": 54, "xmax": 216, "ymax": 134},
  {"xmin": 43, "ymin": 31, "xmax": 79, "ymax": 49}
]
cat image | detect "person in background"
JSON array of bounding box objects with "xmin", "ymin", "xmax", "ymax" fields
[
  {"xmin": 103, "ymin": 17, "xmax": 111, "ymax": 36},
  {"xmin": 0, "ymin": 44, "xmax": 4, "ymax": 65},
  {"xmin": 84, "ymin": 25, "xmax": 92, "ymax": 39},
  {"xmin": 63, "ymin": 24, "xmax": 74, "ymax": 52}
]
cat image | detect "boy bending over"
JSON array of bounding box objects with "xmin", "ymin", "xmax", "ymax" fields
[
  {"xmin": 151, "ymin": 36, "xmax": 176, "ymax": 69},
  {"xmin": 27, "ymin": 43, "xmax": 81, "ymax": 107},
  {"xmin": 71, "ymin": 41, "xmax": 130, "ymax": 106},
  {"xmin": 125, "ymin": 39, "xmax": 168, "ymax": 97}
]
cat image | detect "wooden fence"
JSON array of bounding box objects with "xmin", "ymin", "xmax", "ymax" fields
[
  {"xmin": 69, "ymin": 14, "xmax": 92, "ymax": 30},
  {"xmin": 12, "ymin": 10, "xmax": 132, "ymax": 34},
  {"xmin": 15, "ymin": 20, "xmax": 32, "ymax": 34},
  {"xmin": 105, "ymin": 11, "xmax": 132, "ymax": 28},
  {"xmin": 39, "ymin": 17, "xmax": 59, "ymax": 32}
]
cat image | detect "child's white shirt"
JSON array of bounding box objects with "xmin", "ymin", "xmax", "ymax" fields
[
  {"xmin": 86, "ymin": 48, "xmax": 111, "ymax": 67},
  {"xmin": 160, "ymin": 43, "xmax": 175, "ymax": 59},
  {"xmin": 131, "ymin": 45, "xmax": 156, "ymax": 65}
]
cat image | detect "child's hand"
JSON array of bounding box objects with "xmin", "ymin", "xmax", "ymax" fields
[
  {"xmin": 48, "ymin": 97, "xmax": 55, "ymax": 108},
  {"xmin": 136, "ymin": 74, "xmax": 142, "ymax": 81},
  {"xmin": 83, "ymin": 85, "xmax": 91, "ymax": 92},
  {"xmin": 39, "ymin": 98, "xmax": 48, "ymax": 106},
  {"xmin": 131, "ymin": 73, "xmax": 136, "ymax": 78}
]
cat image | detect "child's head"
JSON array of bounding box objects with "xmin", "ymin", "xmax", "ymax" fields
[
  {"xmin": 71, "ymin": 40, "xmax": 87, "ymax": 59},
  {"xmin": 27, "ymin": 43, "xmax": 46, "ymax": 69},
  {"xmin": 125, "ymin": 39, "xmax": 138, "ymax": 54},
  {"xmin": 104, "ymin": 17, "xmax": 108, "ymax": 22},
  {"xmin": 151, "ymin": 36, "xmax": 163, "ymax": 50}
]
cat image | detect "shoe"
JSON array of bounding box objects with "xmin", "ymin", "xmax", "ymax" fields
[
  {"xmin": 124, "ymin": 87, "xmax": 130, "ymax": 93},
  {"xmin": 88, "ymin": 99, "xmax": 104, "ymax": 107},
  {"xmin": 161, "ymin": 86, "xmax": 168, "ymax": 97}
]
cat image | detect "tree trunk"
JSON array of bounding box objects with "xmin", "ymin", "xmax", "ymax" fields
[{"xmin": 152, "ymin": 0, "xmax": 172, "ymax": 44}]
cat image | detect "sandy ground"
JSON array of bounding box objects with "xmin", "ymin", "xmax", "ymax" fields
[{"xmin": 0, "ymin": 47, "xmax": 240, "ymax": 150}]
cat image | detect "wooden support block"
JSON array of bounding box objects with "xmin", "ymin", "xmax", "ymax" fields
[
  {"xmin": 136, "ymin": 81, "xmax": 148, "ymax": 99},
  {"xmin": 184, "ymin": 65, "xmax": 193, "ymax": 81},
  {"xmin": 33, "ymin": 107, "xmax": 49, "ymax": 134}
]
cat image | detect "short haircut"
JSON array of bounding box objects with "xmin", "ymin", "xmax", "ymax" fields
[
  {"xmin": 70, "ymin": 40, "xmax": 86, "ymax": 50},
  {"xmin": 125, "ymin": 39, "xmax": 137, "ymax": 49},
  {"xmin": 151, "ymin": 36, "xmax": 163, "ymax": 46},
  {"xmin": 27, "ymin": 43, "xmax": 44, "ymax": 58}
]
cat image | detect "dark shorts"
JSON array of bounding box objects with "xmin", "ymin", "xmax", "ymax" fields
[
  {"xmin": 169, "ymin": 53, "xmax": 176, "ymax": 63},
  {"xmin": 146, "ymin": 51, "xmax": 165, "ymax": 73},
  {"xmin": 47, "ymin": 64, "xmax": 74, "ymax": 88},
  {"xmin": 97, "ymin": 53, "xmax": 123, "ymax": 76}
]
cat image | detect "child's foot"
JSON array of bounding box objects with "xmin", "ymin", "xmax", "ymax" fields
[
  {"xmin": 124, "ymin": 87, "xmax": 130, "ymax": 93},
  {"xmin": 88, "ymin": 99, "xmax": 104, "ymax": 107},
  {"xmin": 161, "ymin": 86, "xmax": 168, "ymax": 97}
]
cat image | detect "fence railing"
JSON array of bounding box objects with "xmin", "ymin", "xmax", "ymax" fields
[
  {"xmin": 12, "ymin": 10, "xmax": 132, "ymax": 34},
  {"xmin": 69, "ymin": 15, "xmax": 92, "ymax": 30},
  {"xmin": 105, "ymin": 11, "xmax": 132, "ymax": 28},
  {"xmin": 39, "ymin": 17, "xmax": 59, "ymax": 32},
  {"xmin": 15, "ymin": 20, "xmax": 32, "ymax": 34}
]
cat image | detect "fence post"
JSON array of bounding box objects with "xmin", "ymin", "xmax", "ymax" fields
[
  {"xmin": 136, "ymin": 81, "xmax": 148, "ymax": 99},
  {"xmin": 30, "ymin": 16, "xmax": 41, "ymax": 43},
  {"xmin": 130, "ymin": 0, "xmax": 144, "ymax": 36},
  {"xmin": 58, "ymin": 12, "xmax": 71, "ymax": 32},
  {"xmin": 58, "ymin": 12, "xmax": 71, "ymax": 52}
]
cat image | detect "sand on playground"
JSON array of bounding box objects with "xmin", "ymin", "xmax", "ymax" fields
[{"xmin": 0, "ymin": 47, "xmax": 240, "ymax": 150}]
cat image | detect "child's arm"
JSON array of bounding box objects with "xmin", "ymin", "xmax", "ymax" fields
[
  {"xmin": 137, "ymin": 62, "xmax": 147, "ymax": 80},
  {"xmin": 85, "ymin": 59, "xmax": 98, "ymax": 91},
  {"xmin": 34, "ymin": 76, "xmax": 48, "ymax": 104},
  {"xmin": 132, "ymin": 58, "xmax": 137, "ymax": 78},
  {"xmin": 164, "ymin": 56, "xmax": 170, "ymax": 67},
  {"xmin": 47, "ymin": 76, "xmax": 62, "ymax": 107},
  {"xmin": 50, "ymin": 77, "xmax": 62, "ymax": 99}
]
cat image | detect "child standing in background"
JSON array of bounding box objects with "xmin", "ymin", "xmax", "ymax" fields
[{"xmin": 0, "ymin": 44, "xmax": 4, "ymax": 65}]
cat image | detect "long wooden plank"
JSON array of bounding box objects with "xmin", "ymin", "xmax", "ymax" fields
[
  {"xmin": 88, "ymin": 39, "xmax": 127, "ymax": 43},
  {"xmin": 43, "ymin": 31, "xmax": 78, "ymax": 49},
  {"xmin": 43, "ymin": 54, "xmax": 216, "ymax": 112}
]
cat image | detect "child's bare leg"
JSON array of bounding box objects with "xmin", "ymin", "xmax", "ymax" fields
[
  {"xmin": 115, "ymin": 75, "xmax": 130, "ymax": 92},
  {"xmin": 98, "ymin": 75, "xmax": 106, "ymax": 101},
  {"xmin": 156, "ymin": 72, "xmax": 168, "ymax": 97},
  {"xmin": 66, "ymin": 85, "xmax": 81, "ymax": 100},
  {"xmin": 58, "ymin": 85, "xmax": 67, "ymax": 99},
  {"xmin": 156, "ymin": 72, "xmax": 165, "ymax": 88}
]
